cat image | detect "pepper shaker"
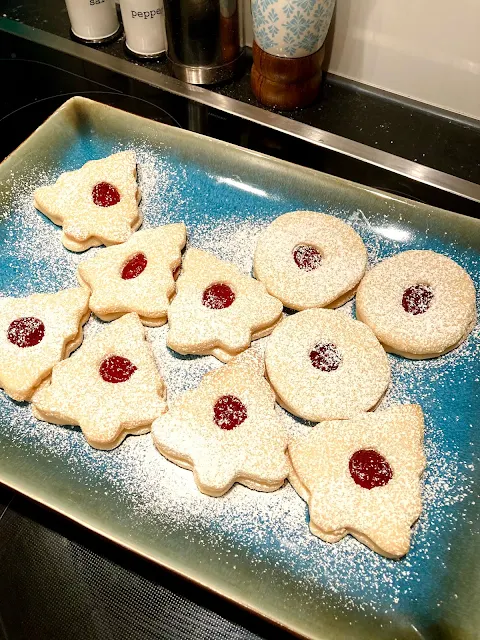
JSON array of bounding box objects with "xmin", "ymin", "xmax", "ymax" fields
[{"xmin": 119, "ymin": 0, "xmax": 167, "ymax": 58}]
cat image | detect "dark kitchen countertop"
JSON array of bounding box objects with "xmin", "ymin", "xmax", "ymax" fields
[{"xmin": 2, "ymin": 0, "xmax": 480, "ymax": 186}]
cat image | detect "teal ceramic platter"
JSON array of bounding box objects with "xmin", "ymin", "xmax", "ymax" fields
[{"xmin": 0, "ymin": 97, "xmax": 478, "ymax": 640}]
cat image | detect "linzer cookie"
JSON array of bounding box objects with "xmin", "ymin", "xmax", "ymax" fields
[
  {"xmin": 78, "ymin": 224, "xmax": 187, "ymax": 326},
  {"xmin": 288, "ymin": 405, "xmax": 426, "ymax": 558},
  {"xmin": 0, "ymin": 288, "xmax": 90, "ymax": 402},
  {"xmin": 254, "ymin": 211, "xmax": 367, "ymax": 310},
  {"xmin": 265, "ymin": 309, "xmax": 390, "ymax": 421},
  {"xmin": 34, "ymin": 151, "xmax": 141, "ymax": 252},
  {"xmin": 356, "ymin": 250, "xmax": 477, "ymax": 358},
  {"xmin": 152, "ymin": 350, "xmax": 289, "ymax": 496},
  {"xmin": 33, "ymin": 313, "xmax": 166, "ymax": 450},
  {"xmin": 167, "ymin": 248, "xmax": 283, "ymax": 362}
]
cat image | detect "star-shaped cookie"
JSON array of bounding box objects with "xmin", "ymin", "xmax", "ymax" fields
[
  {"xmin": 167, "ymin": 248, "xmax": 283, "ymax": 361},
  {"xmin": 288, "ymin": 405, "xmax": 426, "ymax": 558},
  {"xmin": 77, "ymin": 224, "xmax": 187, "ymax": 326},
  {"xmin": 34, "ymin": 151, "xmax": 141, "ymax": 252},
  {"xmin": 0, "ymin": 287, "xmax": 90, "ymax": 402},
  {"xmin": 33, "ymin": 313, "xmax": 167, "ymax": 450},
  {"xmin": 152, "ymin": 350, "xmax": 289, "ymax": 496}
]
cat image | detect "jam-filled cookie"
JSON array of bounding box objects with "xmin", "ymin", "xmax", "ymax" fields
[
  {"xmin": 78, "ymin": 224, "xmax": 186, "ymax": 326},
  {"xmin": 356, "ymin": 250, "xmax": 477, "ymax": 358},
  {"xmin": 34, "ymin": 151, "xmax": 141, "ymax": 252},
  {"xmin": 152, "ymin": 350, "xmax": 289, "ymax": 496},
  {"xmin": 33, "ymin": 313, "xmax": 166, "ymax": 450},
  {"xmin": 265, "ymin": 309, "xmax": 390, "ymax": 421},
  {"xmin": 0, "ymin": 288, "xmax": 90, "ymax": 402},
  {"xmin": 167, "ymin": 248, "xmax": 283, "ymax": 362},
  {"xmin": 288, "ymin": 405, "xmax": 426, "ymax": 558},
  {"xmin": 253, "ymin": 211, "xmax": 367, "ymax": 310}
]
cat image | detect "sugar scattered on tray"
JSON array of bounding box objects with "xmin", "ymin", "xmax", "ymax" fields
[{"xmin": 0, "ymin": 139, "xmax": 478, "ymax": 624}]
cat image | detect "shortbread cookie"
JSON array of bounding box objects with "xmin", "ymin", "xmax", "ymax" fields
[
  {"xmin": 167, "ymin": 248, "xmax": 283, "ymax": 362},
  {"xmin": 0, "ymin": 288, "xmax": 90, "ymax": 402},
  {"xmin": 356, "ymin": 250, "xmax": 477, "ymax": 358},
  {"xmin": 34, "ymin": 151, "xmax": 141, "ymax": 252},
  {"xmin": 265, "ymin": 309, "xmax": 390, "ymax": 421},
  {"xmin": 77, "ymin": 224, "xmax": 187, "ymax": 327},
  {"xmin": 33, "ymin": 313, "xmax": 166, "ymax": 450},
  {"xmin": 254, "ymin": 211, "xmax": 367, "ymax": 310},
  {"xmin": 152, "ymin": 350, "xmax": 289, "ymax": 496},
  {"xmin": 288, "ymin": 405, "xmax": 425, "ymax": 558}
]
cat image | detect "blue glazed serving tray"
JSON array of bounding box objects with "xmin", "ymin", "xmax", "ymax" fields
[{"xmin": 0, "ymin": 97, "xmax": 478, "ymax": 640}]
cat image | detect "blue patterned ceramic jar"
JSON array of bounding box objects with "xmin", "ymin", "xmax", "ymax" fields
[{"xmin": 251, "ymin": 0, "xmax": 335, "ymax": 58}]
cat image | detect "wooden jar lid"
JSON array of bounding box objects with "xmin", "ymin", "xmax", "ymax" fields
[{"xmin": 251, "ymin": 40, "xmax": 324, "ymax": 110}]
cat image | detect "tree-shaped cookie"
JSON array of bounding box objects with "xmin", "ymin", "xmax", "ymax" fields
[
  {"xmin": 33, "ymin": 313, "xmax": 167, "ymax": 450},
  {"xmin": 77, "ymin": 224, "xmax": 187, "ymax": 326},
  {"xmin": 288, "ymin": 405, "xmax": 426, "ymax": 558},
  {"xmin": 34, "ymin": 151, "xmax": 141, "ymax": 252},
  {"xmin": 0, "ymin": 287, "xmax": 90, "ymax": 402},
  {"xmin": 152, "ymin": 350, "xmax": 289, "ymax": 496},
  {"xmin": 167, "ymin": 248, "xmax": 283, "ymax": 361}
]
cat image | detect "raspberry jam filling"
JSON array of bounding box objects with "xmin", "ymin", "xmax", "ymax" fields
[
  {"xmin": 202, "ymin": 283, "xmax": 235, "ymax": 310},
  {"xmin": 92, "ymin": 182, "xmax": 121, "ymax": 207},
  {"xmin": 402, "ymin": 284, "xmax": 433, "ymax": 315},
  {"xmin": 293, "ymin": 245, "xmax": 322, "ymax": 271},
  {"xmin": 309, "ymin": 343, "xmax": 342, "ymax": 371},
  {"xmin": 99, "ymin": 355, "xmax": 137, "ymax": 383},
  {"xmin": 7, "ymin": 317, "xmax": 45, "ymax": 348},
  {"xmin": 213, "ymin": 395, "xmax": 247, "ymax": 430},
  {"xmin": 121, "ymin": 253, "xmax": 147, "ymax": 280},
  {"xmin": 349, "ymin": 449, "xmax": 393, "ymax": 489}
]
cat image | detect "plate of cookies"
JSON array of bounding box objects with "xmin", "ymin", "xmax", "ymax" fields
[{"xmin": 0, "ymin": 97, "xmax": 478, "ymax": 640}]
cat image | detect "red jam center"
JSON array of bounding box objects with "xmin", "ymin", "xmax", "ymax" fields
[
  {"xmin": 7, "ymin": 317, "xmax": 45, "ymax": 348},
  {"xmin": 293, "ymin": 245, "xmax": 322, "ymax": 271},
  {"xmin": 202, "ymin": 283, "xmax": 235, "ymax": 310},
  {"xmin": 121, "ymin": 253, "xmax": 148, "ymax": 280},
  {"xmin": 213, "ymin": 395, "xmax": 247, "ymax": 430},
  {"xmin": 99, "ymin": 355, "xmax": 137, "ymax": 383},
  {"xmin": 349, "ymin": 449, "xmax": 393, "ymax": 489},
  {"xmin": 309, "ymin": 343, "xmax": 341, "ymax": 371},
  {"xmin": 173, "ymin": 265, "xmax": 181, "ymax": 280},
  {"xmin": 402, "ymin": 284, "xmax": 433, "ymax": 315},
  {"xmin": 92, "ymin": 182, "xmax": 121, "ymax": 207}
]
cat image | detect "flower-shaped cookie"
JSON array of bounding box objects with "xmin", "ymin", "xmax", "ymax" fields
[
  {"xmin": 167, "ymin": 248, "xmax": 283, "ymax": 362},
  {"xmin": 34, "ymin": 151, "xmax": 141, "ymax": 252},
  {"xmin": 152, "ymin": 350, "xmax": 289, "ymax": 496},
  {"xmin": 288, "ymin": 405, "xmax": 425, "ymax": 558},
  {"xmin": 78, "ymin": 224, "xmax": 187, "ymax": 326},
  {"xmin": 33, "ymin": 313, "xmax": 167, "ymax": 450},
  {"xmin": 0, "ymin": 287, "xmax": 90, "ymax": 401},
  {"xmin": 254, "ymin": 211, "xmax": 368, "ymax": 310},
  {"xmin": 356, "ymin": 250, "xmax": 477, "ymax": 358},
  {"xmin": 265, "ymin": 309, "xmax": 390, "ymax": 422}
]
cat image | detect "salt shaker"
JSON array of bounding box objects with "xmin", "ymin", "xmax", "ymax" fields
[
  {"xmin": 65, "ymin": 0, "xmax": 121, "ymax": 44},
  {"xmin": 119, "ymin": 0, "xmax": 167, "ymax": 58}
]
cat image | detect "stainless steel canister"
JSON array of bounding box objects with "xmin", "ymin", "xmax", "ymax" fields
[{"xmin": 163, "ymin": 0, "xmax": 244, "ymax": 85}]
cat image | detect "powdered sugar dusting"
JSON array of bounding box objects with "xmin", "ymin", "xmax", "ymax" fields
[{"xmin": 0, "ymin": 137, "xmax": 478, "ymax": 631}]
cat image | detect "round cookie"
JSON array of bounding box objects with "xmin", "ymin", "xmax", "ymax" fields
[
  {"xmin": 356, "ymin": 250, "xmax": 477, "ymax": 359},
  {"xmin": 253, "ymin": 211, "xmax": 368, "ymax": 310},
  {"xmin": 265, "ymin": 309, "xmax": 390, "ymax": 422}
]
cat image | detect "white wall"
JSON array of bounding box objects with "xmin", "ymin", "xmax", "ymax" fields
[{"xmin": 243, "ymin": 0, "xmax": 480, "ymax": 120}]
